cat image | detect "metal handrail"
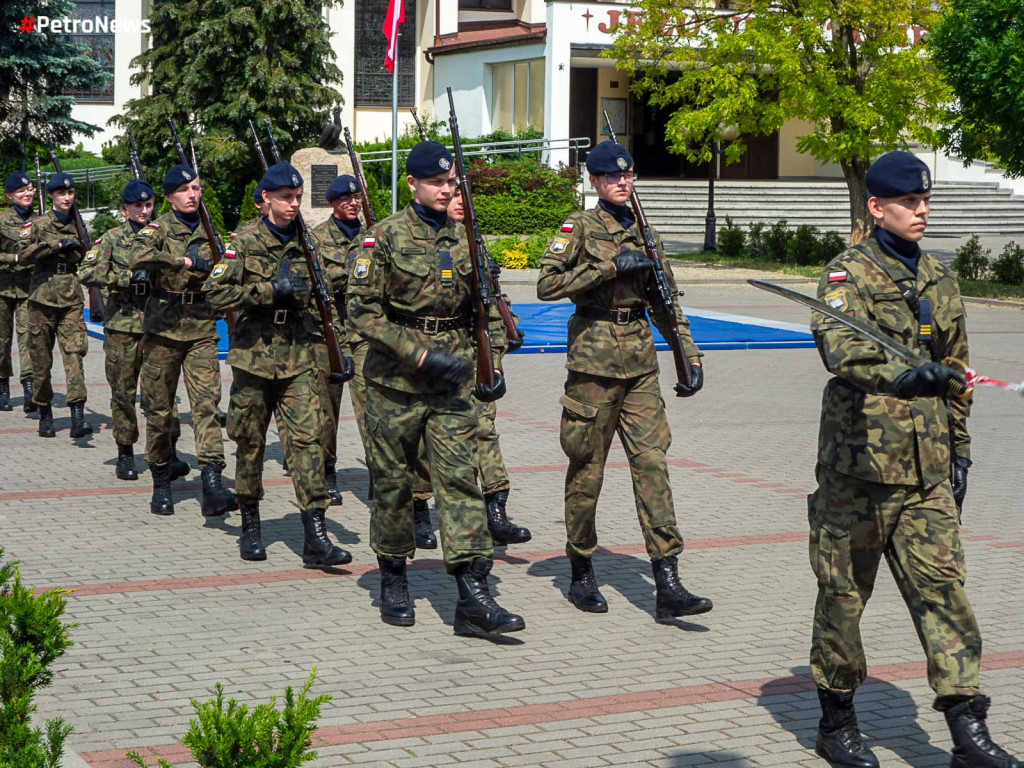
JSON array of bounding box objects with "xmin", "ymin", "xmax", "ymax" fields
[
  {"xmin": 354, "ymin": 136, "xmax": 591, "ymax": 164},
  {"xmin": 30, "ymin": 164, "xmax": 130, "ymax": 210}
]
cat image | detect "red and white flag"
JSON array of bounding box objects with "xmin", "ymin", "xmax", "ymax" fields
[{"xmin": 383, "ymin": 0, "xmax": 405, "ymax": 74}]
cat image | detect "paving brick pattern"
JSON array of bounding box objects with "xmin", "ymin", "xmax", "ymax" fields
[{"xmin": 2, "ymin": 281, "xmax": 1021, "ymax": 767}]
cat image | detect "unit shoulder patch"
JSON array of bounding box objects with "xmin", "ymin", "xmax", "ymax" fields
[
  {"xmin": 550, "ymin": 238, "xmax": 569, "ymax": 254},
  {"xmin": 824, "ymin": 288, "xmax": 850, "ymax": 312},
  {"xmin": 353, "ymin": 257, "xmax": 371, "ymax": 280},
  {"xmin": 84, "ymin": 249, "xmax": 98, "ymax": 262},
  {"xmin": 210, "ymin": 263, "xmax": 228, "ymax": 280}
]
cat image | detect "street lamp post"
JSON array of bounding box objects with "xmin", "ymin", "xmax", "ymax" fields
[{"xmin": 702, "ymin": 124, "xmax": 739, "ymax": 252}]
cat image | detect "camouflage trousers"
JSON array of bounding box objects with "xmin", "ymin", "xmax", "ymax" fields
[
  {"xmin": 0, "ymin": 294, "xmax": 32, "ymax": 379},
  {"xmin": 103, "ymin": 330, "xmax": 181, "ymax": 447},
  {"xmin": 364, "ymin": 380, "xmax": 493, "ymax": 571},
  {"xmin": 314, "ymin": 341, "xmax": 345, "ymax": 467},
  {"xmin": 559, "ymin": 369, "xmax": 683, "ymax": 561},
  {"xmin": 413, "ymin": 400, "xmax": 511, "ymax": 499},
  {"xmin": 809, "ymin": 464, "xmax": 983, "ymax": 705},
  {"xmin": 28, "ymin": 301, "xmax": 88, "ymax": 406},
  {"xmin": 141, "ymin": 335, "xmax": 224, "ymax": 468},
  {"xmin": 227, "ymin": 368, "xmax": 328, "ymax": 511}
]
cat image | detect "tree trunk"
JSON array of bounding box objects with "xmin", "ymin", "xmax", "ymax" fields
[{"xmin": 841, "ymin": 157, "xmax": 872, "ymax": 244}]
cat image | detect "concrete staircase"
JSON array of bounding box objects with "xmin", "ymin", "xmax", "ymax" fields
[{"xmin": 632, "ymin": 179, "xmax": 1024, "ymax": 238}]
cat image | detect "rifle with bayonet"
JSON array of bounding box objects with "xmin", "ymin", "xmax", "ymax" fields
[
  {"xmin": 47, "ymin": 140, "xmax": 103, "ymax": 322},
  {"xmin": 446, "ymin": 87, "xmax": 500, "ymax": 391},
  {"xmin": 342, "ymin": 127, "xmax": 376, "ymax": 228},
  {"xmin": 34, "ymin": 156, "xmax": 46, "ymax": 215},
  {"xmin": 260, "ymin": 120, "xmax": 353, "ymax": 384},
  {"xmin": 602, "ymin": 110, "xmax": 692, "ymax": 388},
  {"xmin": 126, "ymin": 130, "xmax": 145, "ymax": 182},
  {"xmin": 167, "ymin": 120, "xmax": 236, "ymax": 331},
  {"xmin": 410, "ymin": 108, "xmax": 428, "ymax": 142}
]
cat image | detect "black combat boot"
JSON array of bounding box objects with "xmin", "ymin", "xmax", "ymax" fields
[
  {"xmin": 149, "ymin": 463, "xmax": 174, "ymax": 515},
  {"xmin": 115, "ymin": 443, "xmax": 138, "ymax": 481},
  {"xmin": 567, "ymin": 550, "xmax": 608, "ymax": 613},
  {"xmin": 452, "ymin": 557, "xmax": 525, "ymax": 637},
  {"xmin": 37, "ymin": 404, "xmax": 55, "ymax": 438},
  {"xmin": 0, "ymin": 378, "xmax": 10, "ymax": 411},
  {"xmin": 238, "ymin": 502, "xmax": 267, "ymax": 561},
  {"xmin": 945, "ymin": 696, "xmax": 1022, "ymax": 768},
  {"xmin": 300, "ymin": 508, "xmax": 352, "ymax": 568},
  {"xmin": 652, "ymin": 555, "xmax": 713, "ymax": 619},
  {"xmin": 21, "ymin": 378, "xmax": 36, "ymax": 413},
  {"xmin": 485, "ymin": 490, "xmax": 532, "ymax": 546},
  {"xmin": 413, "ymin": 498, "xmax": 437, "ymax": 549},
  {"xmin": 324, "ymin": 461, "xmax": 343, "ymax": 506},
  {"xmin": 815, "ymin": 688, "xmax": 880, "ymax": 768},
  {"xmin": 68, "ymin": 402, "xmax": 93, "ymax": 438},
  {"xmin": 378, "ymin": 556, "xmax": 415, "ymax": 626},
  {"xmin": 200, "ymin": 464, "xmax": 237, "ymax": 517},
  {"xmin": 169, "ymin": 439, "xmax": 190, "ymax": 481}
]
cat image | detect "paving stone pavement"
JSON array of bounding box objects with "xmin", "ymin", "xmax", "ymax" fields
[{"xmin": 2, "ymin": 280, "xmax": 1022, "ymax": 767}]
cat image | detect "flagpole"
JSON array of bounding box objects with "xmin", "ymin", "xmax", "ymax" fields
[{"xmin": 391, "ymin": 32, "xmax": 399, "ymax": 214}]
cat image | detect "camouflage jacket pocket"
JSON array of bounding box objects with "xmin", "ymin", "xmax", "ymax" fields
[
  {"xmin": 390, "ymin": 248, "xmax": 430, "ymax": 306},
  {"xmin": 559, "ymin": 393, "xmax": 600, "ymax": 462}
]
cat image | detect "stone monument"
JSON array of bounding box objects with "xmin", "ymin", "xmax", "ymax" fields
[{"xmin": 290, "ymin": 147, "xmax": 356, "ymax": 228}]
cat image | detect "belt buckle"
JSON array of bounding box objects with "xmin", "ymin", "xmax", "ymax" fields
[
  {"xmin": 134, "ymin": 283, "xmax": 148, "ymax": 296},
  {"xmin": 56, "ymin": 263, "xmax": 68, "ymax": 275},
  {"xmin": 615, "ymin": 307, "xmax": 631, "ymax": 325},
  {"xmin": 274, "ymin": 309, "xmax": 288, "ymax": 325},
  {"xmin": 422, "ymin": 317, "xmax": 438, "ymax": 335},
  {"xmin": 181, "ymin": 291, "xmax": 194, "ymax": 305}
]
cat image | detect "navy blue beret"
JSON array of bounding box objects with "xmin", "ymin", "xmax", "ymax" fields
[
  {"xmin": 866, "ymin": 152, "xmax": 931, "ymax": 198},
  {"xmin": 406, "ymin": 141, "xmax": 453, "ymax": 179},
  {"xmin": 4, "ymin": 172, "xmax": 32, "ymax": 194},
  {"xmin": 45, "ymin": 172, "xmax": 75, "ymax": 193},
  {"xmin": 162, "ymin": 164, "xmax": 197, "ymax": 195},
  {"xmin": 326, "ymin": 174, "xmax": 361, "ymax": 202},
  {"xmin": 122, "ymin": 179, "xmax": 154, "ymax": 205},
  {"xmin": 586, "ymin": 141, "xmax": 633, "ymax": 175},
  {"xmin": 253, "ymin": 180, "xmax": 266, "ymax": 205},
  {"xmin": 261, "ymin": 162, "xmax": 303, "ymax": 192}
]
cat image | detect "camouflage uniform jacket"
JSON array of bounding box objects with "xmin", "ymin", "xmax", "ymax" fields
[
  {"xmin": 79, "ymin": 221, "xmax": 147, "ymax": 334},
  {"xmin": 812, "ymin": 234, "xmax": 970, "ymax": 488},
  {"xmin": 16, "ymin": 210, "xmax": 86, "ymax": 308},
  {"xmin": 347, "ymin": 204, "xmax": 506, "ymax": 395},
  {"xmin": 0, "ymin": 206, "xmax": 35, "ymax": 299},
  {"xmin": 312, "ymin": 216, "xmax": 362, "ymax": 343},
  {"xmin": 537, "ymin": 206, "xmax": 701, "ymax": 378},
  {"xmin": 129, "ymin": 211, "xmax": 218, "ymax": 341},
  {"xmin": 203, "ymin": 217, "xmax": 324, "ymax": 379}
]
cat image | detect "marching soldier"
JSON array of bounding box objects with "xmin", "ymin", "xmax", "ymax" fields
[
  {"xmin": 17, "ymin": 172, "xmax": 92, "ymax": 439},
  {"xmin": 130, "ymin": 165, "xmax": 236, "ymax": 517},
  {"xmin": 79, "ymin": 180, "xmax": 190, "ymax": 482},
  {"xmin": 807, "ymin": 151, "xmax": 1020, "ymax": 768},
  {"xmin": 537, "ymin": 140, "xmax": 711, "ymax": 620},
  {"xmin": 0, "ymin": 172, "xmax": 37, "ymax": 412},
  {"xmin": 204, "ymin": 162, "xmax": 351, "ymax": 568},
  {"xmin": 311, "ymin": 175, "xmax": 364, "ymax": 506},
  {"xmin": 348, "ymin": 141, "xmax": 524, "ymax": 636}
]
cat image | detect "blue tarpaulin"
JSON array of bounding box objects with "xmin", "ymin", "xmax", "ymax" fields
[{"xmin": 86, "ymin": 303, "xmax": 814, "ymax": 358}]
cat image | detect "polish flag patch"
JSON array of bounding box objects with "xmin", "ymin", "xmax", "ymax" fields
[
  {"xmin": 560, "ymin": 222, "xmax": 574, "ymax": 233},
  {"xmin": 229, "ymin": 232, "xmax": 237, "ymax": 238},
  {"xmin": 828, "ymin": 270, "xmax": 847, "ymax": 282},
  {"xmin": 224, "ymin": 249, "xmax": 236, "ymax": 259},
  {"xmin": 148, "ymin": 222, "xmax": 160, "ymax": 229},
  {"xmin": 93, "ymin": 238, "xmax": 102, "ymax": 245},
  {"xmin": 363, "ymin": 235, "xmax": 376, "ymax": 247}
]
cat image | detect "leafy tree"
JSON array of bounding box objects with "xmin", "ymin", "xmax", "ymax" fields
[
  {"xmin": 609, "ymin": 0, "xmax": 949, "ymax": 241},
  {"xmin": 111, "ymin": 0, "xmax": 343, "ymax": 228},
  {"xmin": 0, "ymin": 0, "xmax": 111, "ymax": 172},
  {"xmin": 930, "ymin": 0, "xmax": 1024, "ymax": 177}
]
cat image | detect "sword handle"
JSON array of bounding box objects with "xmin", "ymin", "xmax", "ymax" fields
[{"xmin": 944, "ymin": 357, "xmax": 973, "ymax": 401}]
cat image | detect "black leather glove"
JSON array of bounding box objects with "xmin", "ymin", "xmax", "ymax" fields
[
  {"xmin": 188, "ymin": 254, "xmax": 212, "ymax": 275},
  {"xmin": 507, "ymin": 328, "xmax": 525, "ymax": 353},
  {"xmin": 328, "ymin": 354, "xmax": 356, "ymax": 385},
  {"xmin": 57, "ymin": 238, "xmax": 83, "ymax": 258},
  {"xmin": 612, "ymin": 249, "xmax": 654, "ymax": 276},
  {"xmin": 271, "ymin": 260, "xmax": 296, "ymax": 307},
  {"xmin": 674, "ymin": 364, "xmax": 704, "ymax": 397},
  {"xmin": 893, "ymin": 362, "xmax": 960, "ymax": 399},
  {"xmin": 474, "ymin": 370, "xmax": 507, "ymax": 403},
  {"xmin": 130, "ymin": 269, "xmax": 149, "ymax": 284},
  {"xmin": 288, "ymin": 274, "xmax": 310, "ymax": 307},
  {"xmin": 488, "ymin": 257, "xmax": 501, "ymax": 281},
  {"xmin": 418, "ymin": 349, "xmax": 472, "ymax": 389},
  {"xmin": 951, "ymin": 455, "xmax": 971, "ymax": 510}
]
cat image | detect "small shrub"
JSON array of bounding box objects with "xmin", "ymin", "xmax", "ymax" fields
[
  {"xmin": 745, "ymin": 222, "xmax": 766, "ymax": 260},
  {"xmin": 787, "ymin": 224, "xmax": 821, "ymax": 265},
  {"xmin": 89, "ymin": 211, "xmax": 123, "ymax": 238},
  {"xmin": 489, "ymin": 234, "xmax": 547, "ymax": 268},
  {"xmin": 717, "ymin": 216, "xmax": 746, "ymax": 258},
  {"xmin": 763, "ymin": 219, "xmax": 793, "ymax": 263},
  {"xmin": 817, "ymin": 231, "xmax": 848, "ymax": 264},
  {"xmin": 990, "ymin": 241, "xmax": 1024, "ymax": 286},
  {"xmin": 238, "ymin": 180, "xmax": 259, "ymax": 226},
  {"xmin": 953, "ymin": 235, "xmax": 991, "ymax": 281},
  {"xmin": 126, "ymin": 670, "xmax": 330, "ymax": 768}
]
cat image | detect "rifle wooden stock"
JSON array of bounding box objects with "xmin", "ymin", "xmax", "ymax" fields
[
  {"xmin": 262, "ymin": 120, "xmax": 348, "ymax": 382},
  {"xmin": 343, "ymin": 127, "xmax": 376, "ymax": 227},
  {"xmin": 601, "ymin": 111, "xmax": 692, "ymax": 388},
  {"xmin": 48, "ymin": 142, "xmax": 103, "ymax": 322},
  {"xmin": 446, "ymin": 88, "xmax": 495, "ymax": 389}
]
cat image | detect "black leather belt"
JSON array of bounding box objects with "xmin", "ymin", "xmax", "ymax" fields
[
  {"xmin": 387, "ymin": 309, "xmax": 469, "ymax": 335},
  {"xmin": 38, "ymin": 261, "xmax": 79, "ymax": 276},
  {"xmin": 575, "ymin": 306, "xmax": 646, "ymax": 325},
  {"xmin": 113, "ymin": 284, "xmax": 150, "ymax": 297},
  {"xmin": 150, "ymin": 288, "xmax": 205, "ymax": 304},
  {"xmin": 253, "ymin": 307, "xmax": 298, "ymax": 325}
]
